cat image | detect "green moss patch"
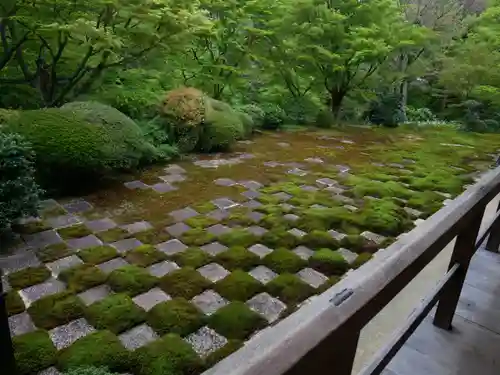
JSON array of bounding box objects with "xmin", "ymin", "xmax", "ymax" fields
[
  {"xmin": 352, "ymin": 252, "xmax": 373, "ymax": 269},
  {"xmin": 214, "ymin": 270, "xmax": 263, "ymax": 301},
  {"xmin": 205, "ymin": 340, "xmax": 243, "ymax": 368},
  {"xmin": 214, "ymin": 246, "xmax": 260, "ymax": 271},
  {"xmin": 266, "ymin": 274, "xmax": 314, "ymax": 305},
  {"xmin": 300, "ymin": 230, "xmax": 339, "ymax": 249},
  {"xmin": 185, "ymin": 215, "xmax": 219, "ymax": 228},
  {"xmin": 37, "ymin": 243, "xmax": 73, "ymax": 262},
  {"xmin": 296, "ymin": 207, "xmax": 353, "ymax": 232},
  {"xmin": 85, "ymin": 294, "xmax": 146, "ymax": 334},
  {"xmin": 59, "ymin": 264, "xmax": 107, "ymax": 293},
  {"xmin": 133, "ymin": 333, "xmax": 203, "ymax": 375},
  {"xmin": 159, "ymin": 267, "xmax": 211, "ymax": 299},
  {"xmin": 28, "ymin": 292, "xmax": 85, "ymax": 330},
  {"xmin": 208, "ymin": 301, "xmax": 266, "ymax": 339},
  {"xmin": 406, "ymin": 191, "xmax": 444, "ymax": 216},
  {"xmin": 181, "ymin": 228, "xmax": 216, "ymax": 246},
  {"xmin": 41, "ymin": 205, "xmax": 67, "ymax": 218},
  {"xmin": 57, "ymin": 224, "xmax": 93, "ymax": 240},
  {"xmin": 12, "ymin": 220, "xmax": 51, "ymax": 235},
  {"xmin": 260, "ymin": 214, "xmax": 293, "ymax": 230},
  {"xmin": 345, "ymin": 176, "xmax": 412, "ymax": 200},
  {"xmin": 57, "ymin": 330, "xmax": 131, "ymax": 372},
  {"xmin": 14, "ymin": 330, "xmax": 57, "ymax": 375},
  {"xmin": 171, "ymin": 247, "xmax": 212, "ymax": 268},
  {"xmin": 261, "ymin": 229, "xmax": 299, "ymax": 249},
  {"xmin": 125, "ymin": 245, "xmax": 167, "ymax": 267},
  {"xmin": 6, "ymin": 290, "xmax": 25, "ymax": 316},
  {"xmin": 147, "ymin": 298, "xmax": 205, "ymax": 336},
  {"xmin": 192, "ymin": 201, "xmax": 217, "ymax": 214},
  {"xmin": 309, "ymin": 249, "xmax": 350, "ymax": 276},
  {"xmin": 133, "ymin": 228, "xmax": 171, "ymax": 245},
  {"xmin": 8, "ymin": 266, "xmax": 51, "ymax": 289},
  {"xmin": 107, "ymin": 265, "xmax": 158, "ymax": 296},
  {"xmin": 78, "ymin": 245, "xmax": 118, "ymax": 265},
  {"xmin": 95, "ymin": 227, "xmax": 129, "ymax": 243},
  {"xmin": 218, "ymin": 229, "xmax": 259, "ymax": 248},
  {"xmin": 356, "ymin": 198, "xmax": 411, "ymax": 236},
  {"xmin": 263, "ymin": 248, "xmax": 306, "ymax": 273}
]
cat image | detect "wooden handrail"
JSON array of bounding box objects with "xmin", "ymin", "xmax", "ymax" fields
[{"xmin": 204, "ymin": 166, "xmax": 500, "ymax": 375}]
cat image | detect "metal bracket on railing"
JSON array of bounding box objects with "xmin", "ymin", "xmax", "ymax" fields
[{"xmin": 330, "ymin": 288, "xmax": 353, "ymax": 306}]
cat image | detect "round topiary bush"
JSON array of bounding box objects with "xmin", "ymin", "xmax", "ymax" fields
[
  {"xmin": 238, "ymin": 104, "xmax": 265, "ymax": 128},
  {"xmin": 198, "ymin": 110, "xmax": 244, "ymax": 152},
  {"xmin": 0, "ymin": 132, "xmax": 41, "ymax": 231},
  {"xmin": 316, "ymin": 110, "xmax": 335, "ymax": 129}
]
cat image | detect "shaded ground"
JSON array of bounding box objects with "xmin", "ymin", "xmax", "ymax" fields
[{"xmin": 2, "ymin": 126, "xmax": 499, "ymax": 375}]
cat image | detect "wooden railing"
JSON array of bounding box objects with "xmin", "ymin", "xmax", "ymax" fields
[{"xmin": 204, "ymin": 166, "xmax": 500, "ymax": 375}]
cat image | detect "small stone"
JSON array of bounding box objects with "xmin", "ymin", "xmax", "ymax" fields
[
  {"xmin": 62, "ymin": 200, "xmax": 93, "ymax": 214},
  {"xmin": 288, "ymin": 228, "xmax": 306, "ymax": 238},
  {"xmin": 97, "ymin": 258, "xmax": 129, "ymax": 274},
  {"xmin": 49, "ymin": 318, "xmax": 95, "ymax": 350},
  {"xmin": 67, "ymin": 235, "xmax": 102, "ymax": 250},
  {"xmin": 263, "ymin": 161, "xmax": 281, "ymax": 167},
  {"xmin": 156, "ymin": 239, "xmax": 188, "ymax": 255},
  {"xmin": 185, "ymin": 326, "xmax": 228, "ymax": 358},
  {"xmin": 151, "ymin": 183, "xmax": 177, "ymax": 193},
  {"xmin": 197, "ymin": 263, "xmax": 229, "ymax": 283},
  {"xmin": 238, "ymin": 153, "xmax": 255, "ymax": 159},
  {"xmin": 292, "ymin": 246, "xmax": 314, "ymax": 260},
  {"xmin": 46, "ymin": 215, "xmax": 81, "ymax": 229},
  {"xmin": 85, "ymin": 218, "xmax": 117, "ymax": 232},
  {"xmin": 310, "ymin": 204, "xmax": 326, "ymax": 209},
  {"xmin": 325, "ymin": 186, "xmax": 345, "ymax": 195},
  {"xmin": 414, "ymin": 219, "xmax": 425, "ymax": 226},
  {"xmin": 111, "ymin": 238, "xmax": 143, "ymax": 253},
  {"xmin": 122, "ymin": 221, "xmax": 153, "ymax": 234},
  {"xmin": 200, "ymin": 242, "xmax": 228, "ymax": 256},
  {"xmin": 242, "ymin": 200, "xmax": 263, "ymax": 209},
  {"xmin": 247, "ymin": 211, "xmax": 264, "ymax": 223},
  {"xmin": 316, "ymin": 178, "xmax": 337, "ymax": 187},
  {"xmin": 280, "ymin": 203, "xmax": 295, "ymax": 212},
  {"xmin": 300, "ymin": 185, "xmax": 319, "ymax": 192},
  {"xmin": 272, "ymin": 192, "xmax": 292, "ymax": 201},
  {"xmin": 340, "ymin": 139, "xmax": 355, "ymax": 144},
  {"xmin": 207, "ymin": 209, "xmax": 230, "ymax": 221},
  {"xmin": 133, "ymin": 288, "xmax": 171, "ymax": 311},
  {"xmin": 304, "ymin": 157, "xmax": 324, "ymax": 164},
  {"xmin": 169, "ymin": 207, "xmax": 199, "ymax": 222},
  {"xmin": 212, "ymin": 198, "xmax": 239, "ymax": 210},
  {"xmin": 361, "ymin": 231, "xmax": 386, "ymax": 245},
  {"xmin": 371, "ymin": 162, "xmax": 385, "ymax": 167},
  {"xmin": 277, "ymin": 142, "xmax": 290, "ymax": 147},
  {"xmin": 248, "ymin": 266, "xmax": 278, "ymax": 284},
  {"xmin": 165, "ymin": 222, "xmax": 191, "ymax": 237},
  {"xmin": 388, "ymin": 163, "xmax": 405, "ymax": 169},
  {"xmin": 297, "ymin": 268, "xmax": 328, "ymax": 288},
  {"xmin": 192, "ymin": 290, "xmax": 228, "ymax": 315},
  {"xmin": 9, "ymin": 312, "xmax": 35, "ymax": 336},
  {"xmin": 207, "ymin": 224, "xmax": 232, "ymax": 236},
  {"xmin": 148, "ymin": 261, "xmax": 179, "ymax": 277},
  {"xmin": 247, "ymin": 293, "xmax": 286, "ymax": 323},
  {"xmin": 248, "ymin": 244, "xmax": 273, "ymax": 258},
  {"xmin": 124, "ymin": 180, "xmax": 149, "ymax": 190},
  {"xmin": 337, "ymin": 248, "xmax": 358, "ymax": 264},
  {"xmin": 46, "ymin": 255, "xmax": 83, "ymax": 277},
  {"xmin": 164, "ymin": 164, "xmax": 186, "ymax": 174},
  {"xmin": 242, "ymin": 190, "xmax": 261, "ymax": 200},
  {"xmin": 335, "ymin": 165, "xmax": 350, "ymax": 173},
  {"xmin": 287, "ymin": 168, "xmax": 308, "ymax": 177},
  {"xmin": 214, "ymin": 178, "xmax": 237, "ymax": 187},
  {"xmin": 284, "ymin": 214, "xmax": 299, "ymax": 222},
  {"xmin": 344, "ymin": 205, "xmax": 358, "ymax": 212},
  {"xmin": 20, "ymin": 278, "xmax": 65, "ymax": 306},
  {"xmin": 159, "ymin": 174, "xmax": 186, "ymax": 183},
  {"xmin": 119, "ymin": 324, "xmax": 158, "ymax": 351},
  {"xmin": 246, "ymin": 226, "xmax": 268, "ymax": 237},
  {"xmin": 443, "ymin": 199, "xmax": 453, "ymax": 206},
  {"xmin": 237, "ymin": 140, "xmax": 254, "ymax": 145},
  {"xmin": 403, "ymin": 207, "xmax": 423, "ymax": 218},
  {"xmin": 239, "ymin": 181, "xmax": 263, "ymax": 190},
  {"xmin": 78, "ymin": 285, "xmax": 112, "ymax": 306},
  {"xmin": 332, "ymin": 195, "xmax": 355, "ymax": 204},
  {"xmin": 328, "ymin": 229, "xmax": 347, "ymax": 242}
]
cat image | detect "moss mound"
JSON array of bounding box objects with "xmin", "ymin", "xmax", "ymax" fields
[
  {"xmin": 352, "ymin": 252, "xmax": 373, "ymax": 269},
  {"xmin": 8, "ymin": 266, "xmax": 51, "ymax": 289},
  {"xmin": 37, "ymin": 243, "xmax": 73, "ymax": 262},
  {"xmin": 171, "ymin": 248, "xmax": 212, "ymax": 268},
  {"xmin": 208, "ymin": 301, "xmax": 266, "ymax": 340},
  {"xmin": 198, "ymin": 109, "xmax": 244, "ymax": 152},
  {"xmin": 14, "ymin": 330, "xmax": 57, "ymax": 375},
  {"xmin": 159, "ymin": 268, "xmax": 211, "ymax": 299},
  {"xmin": 214, "ymin": 270, "xmax": 263, "ymax": 301},
  {"xmin": 184, "ymin": 215, "xmax": 219, "ymax": 228},
  {"xmin": 214, "ymin": 246, "xmax": 260, "ymax": 271},
  {"xmin": 6, "ymin": 290, "xmax": 25, "ymax": 316},
  {"xmin": 57, "ymin": 224, "xmax": 93, "ymax": 239},
  {"xmin": 356, "ymin": 198, "xmax": 411, "ymax": 236},
  {"xmin": 266, "ymin": 274, "xmax": 314, "ymax": 305},
  {"xmin": 300, "ymin": 230, "xmax": 339, "ymax": 249},
  {"xmin": 147, "ymin": 298, "xmax": 205, "ymax": 336},
  {"xmin": 125, "ymin": 245, "xmax": 167, "ymax": 267},
  {"xmin": 78, "ymin": 245, "xmax": 118, "ymax": 265},
  {"xmin": 296, "ymin": 207, "xmax": 353, "ymax": 232},
  {"xmin": 95, "ymin": 228, "xmax": 129, "ymax": 243},
  {"xmin": 134, "ymin": 228, "xmax": 171, "ymax": 244},
  {"xmin": 28, "ymin": 292, "xmax": 85, "ymax": 330},
  {"xmin": 309, "ymin": 249, "xmax": 350, "ymax": 276},
  {"xmin": 107, "ymin": 265, "xmax": 158, "ymax": 296},
  {"xmin": 59, "ymin": 264, "xmax": 107, "ymax": 293},
  {"xmin": 263, "ymin": 248, "xmax": 306, "ymax": 273},
  {"xmin": 181, "ymin": 228, "xmax": 216, "ymax": 246},
  {"xmin": 218, "ymin": 229, "xmax": 259, "ymax": 248},
  {"xmin": 261, "ymin": 229, "xmax": 299, "ymax": 249}
]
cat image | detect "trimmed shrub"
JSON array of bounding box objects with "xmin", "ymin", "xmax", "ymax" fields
[
  {"xmin": 28, "ymin": 292, "xmax": 85, "ymax": 330},
  {"xmin": 309, "ymin": 249, "xmax": 350, "ymax": 276},
  {"xmin": 218, "ymin": 229, "xmax": 259, "ymax": 248},
  {"xmin": 214, "ymin": 270, "xmax": 263, "ymax": 301},
  {"xmin": 261, "ymin": 103, "xmax": 285, "ymax": 130},
  {"xmin": 171, "ymin": 248, "xmax": 212, "ymax": 269},
  {"xmin": 59, "ymin": 264, "xmax": 107, "ymax": 293},
  {"xmin": 6, "ymin": 290, "xmax": 25, "ymax": 316},
  {"xmin": 85, "ymin": 294, "xmax": 146, "ymax": 334},
  {"xmin": 159, "ymin": 268, "xmax": 211, "ymax": 299},
  {"xmin": 263, "ymin": 248, "xmax": 306, "ymax": 274},
  {"xmin": 8, "ymin": 266, "xmax": 51, "ymax": 289},
  {"xmin": 95, "ymin": 228, "xmax": 129, "ymax": 243},
  {"xmin": 14, "ymin": 330, "xmax": 57, "ymax": 375},
  {"xmin": 37, "ymin": 243, "xmax": 73, "ymax": 262},
  {"xmin": 125, "ymin": 245, "xmax": 167, "ymax": 267},
  {"xmin": 0, "ymin": 132, "xmax": 41, "ymax": 231},
  {"xmin": 198, "ymin": 110, "xmax": 244, "ymax": 152},
  {"xmin": 238, "ymin": 111, "xmax": 254, "ymax": 137},
  {"xmin": 58, "ymin": 224, "xmax": 92, "ymax": 240},
  {"xmin": 366, "ymin": 92, "xmax": 404, "ymax": 128},
  {"xmin": 147, "ymin": 298, "xmax": 205, "ymax": 336},
  {"xmin": 238, "ymin": 104, "xmax": 265, "ymax": 128},
  {"xmin": 316, "ymin": 109, "xmax": 335, "ymax": 128},
  {"xmin": 78, "ymin": 246, "xmax": 118, "ymax": 265},
  {"xmin": 208, "ymin": 301, "xmax": 266, "ymax": 339},
  {"xmin": 214, "ymin": 247, "xmax": 260, "ymax": 271},
  {"xmin": 181, "ymin": 228, "xmax": 216, "ymax": 246},
  {"xmin": 57, "ymin": 331, "xmax": 131, "ymax": 372},
  {"xmin": 266, "ymin": 274, "xmax": 314, "ymax": 305},
  {"xmin": 107, "ymin": 265, "xmax": 158, "ymax": 296}
]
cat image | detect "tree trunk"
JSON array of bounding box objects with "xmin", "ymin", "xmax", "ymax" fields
[
  {"xmin": 329, "ymin": 89, "xmax": 346, "ymax": 123},
  {"xmin": 398, "ymin": 53, "xmax": 409, "ymax": 122}
]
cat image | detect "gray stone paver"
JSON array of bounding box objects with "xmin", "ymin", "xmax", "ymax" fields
[
  {"xmin": 197, "ymin": 263, "xmax": 229, "ymax": 283},
  {"xmin": 337, "ymin": 248, "xmax": 358, "ymax": 264},
  {"xmin": 151, "ymin": 183, "xmax": 177, "ymax": 193},
  {"xmin": 280, "ymin": 203, "xmax": 295, "ymax": 212},
  {"xmin": 164, "ymin": 164, "xmax": 186, "ymax": 174},
  {"xmin": 287, "ymin": 168, "xmax": 308, "ymax": 177},
  {"xmin": 361, "ymin": 231, "xmax": 387, "ymax": 245},
  {"xmin": 212, "ymin": 198, "xmax": 239, "ymax": 210},
  {"xmin": 248, "ymin": 244, "xmax": 273, "ymax": 258},
  {"xmin": 39, "ymin": 199, "xmax": 61, "ymax": 211},
  {"xmin": 328, "ymin": 229, "xmax": 347, "ymax": 242},
  {"xmin": 24, "ymin": 230, "xmax": 63, "ymax": 249},
  {"xmin": 297, "ymin": 268, "xmax": 328, "ymax": 288},
  {"xmin": 242, "ymin": 190, "xmax": 261, "ymax": 200},
  {"xmin": 165, "ymin": 222, "xmax": 191, "ymax": 237},
  {"xmin": 78, "ymin": 285, "xmax": 112, "ymax": 306},
  {"xmin": 239, "ymin": 181, "xmax": 263, "ymax": 190},
  {"xmin": 0, "ymin": 251, "xmax": 41, "ymax": 274},
  {"xmin": 45, "ymin": 215, "xmax": 81, "ymax": 229},
  {"xmin": 246, "ymin": 226, "xmax": 268, "ymax": 237},
  {"xmin": 326, "ymin": 186, "xmax": 345, "ymax": 195},
  {"xmin": 133, "ymin": 288, "xmax": 171, "ymax": 311},
  {"xmin": 404, "ymin": 207, "xmax": 423, "ymax": 218},
  {"xmin": 185, "ymin": 326, "xmax": 228, "ymax": 358},
  {"xmin": 49, "ymin": 318, "xmax": 95, "ymax": 350},
  {"xmin": 292, "ymin": 246, "xmax": 314, "ymax": 260},
  {"xmin": 305, "ymin": 157, "xmax": 324, "ymax": 164},
  {"xmin": 9, "ymin": 312, "xmax": 35, "ymax": 337},
  {"xmin": 46, "ymin": 255, "xmax": 83, "ymax": 277},
  {"xmin": 242, "ymin": 200, "xmax": 263, "ymax": 209},
  {"xmin": 122, "ymin": 221, "xmax": 153, "ymax": 234},
  {"xmin": 62, "ymin": 200, "xmax": 93, "ymax": 214},
  {"xmin": 67, "ymin": 235, "xmax": 102, "ymax": 250},
  {"xmin": 159, "ymin": 174, "xmax": 186, "ymax": 183},
  {"xmin": 111, "ymin": 238, "xmax": 143, "ymax": 253},
  {"xmin": 301, "ymin": 185, "xmax": 319, "ymax": 192},
  {"xmin": 119, "ymin": 324, "xmax": 158, "ymax": 351},
  {"xmin": 124, "ymin": 180, "xmax": 149, "ymax": 190},
  {"xmin": 263, "ymin": 161, "xmax": 282, "ymax": 167},
  {"xmin": 332, "ymin": 195, "xmax": 355, "ymax": 204},
  {"xmin": 248, "ymin": 266, "xmax": 278, "ymax": 284},
  {"xmin": 284, "ymin": 214, "xmax": 299, "ymax": 222},
  {"xmin": 288, "ymin": 228, "xmax": 306, "ymax": 238},
  {"xmin": 97, "ymin": 258, "xmax": 129, "ymax": 274},
  {"xmin": 247, "ymin": 211, "xmax": 264, "ymax": 223},
  {"xmin": 169, "ymin": 207, "xmax": 199, "ymax": 222},
  {"xmin": 156, "ymin": 239, "xmax": 188, "ymax": 255},
  {"xmin": 247, "ymin": 293, "xmax": 287, "ymax": 323},
  {"xmin": 200, "ymin": 242, "xmax": 228, "ymax": 256},
  {"xmin": 20, "ymin": 278, "xmax": 65, "ymax": 306},
  {"xmin": 192, "ymin": 290, "xmax": 228, "ymax": 315},
  {"xmin": 148, "ymin": 261, "xmax": 179, "ymax": 277},
  {"xmin": 207, "ymin": 209, "xmax": 230, "ymax": 221},
  {"xmin": 85, "ymin": 218, "xmax": 117, "ymax": 232},
  {"xmin": 272, "ymin": 192, "xmax": 292, "ymax": 202},
  {"xmin": 214, "ymin": 178, "xmax": 237, "ymax": 187},
  {"xmin": 207, "ymin": 224, "xmax": 231, "ymax": 236},
  {"xmin": 344, "ymin": 205, "xmax": 358, "ymax": 212},
  {"xmin": 316, "ymin": 178, "xmax": 337, "ymax": 188}
]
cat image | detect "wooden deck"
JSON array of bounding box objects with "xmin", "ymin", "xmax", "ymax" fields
[{"xmin": 382, "ymin": 247, "xmax": 500, "ymax": 375}]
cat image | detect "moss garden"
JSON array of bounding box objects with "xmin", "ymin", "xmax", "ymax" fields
[{"xmin": 4, "ymin": 126, "xmax": 500, "ymax": 375}]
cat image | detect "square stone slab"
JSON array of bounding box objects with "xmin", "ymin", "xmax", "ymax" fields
[
  {"xmin": 49, "ymin": 318, "xmax": 95, "ymax": 350},
  {"xmin": 156, "ymin": 239, "xmax": 188, "ymax": 255},
  {"xmin": 20, "ymin": 278, "xmax": 65, "ymax": 306},
  {"xmin": 111, "ymin": 238, "xmax": 143, "ymax": 254},
  {"xmin": 272, "ymin": 192, "xmax": 292, "ymax": 201},
  {"xmin": 46, "ymin": 215, "xmax": 81, "ymax": 229},
  {"xmin": 207, "ymin": 224, "xmax": 231, "ymax": 236},
  {"xmin": 280, "ymin": 203, "xmax": 295, "ymax": 212},
  {"xmin": 185, "ymin": 326, "xmax": 228, "ymax": 358},
  {"xmin": 159, "ymin": 174, "xmax": 186, "ymax": 183},
  {"xmin": 151, "ymin": 182, "xmax": 177, "ymax": 193},
  {"xmin": 207, "ymin": 209, "xmax": 230, "ymax": 221},
  {"xmin": 284, "ymin": 214, "xmax": 299, "ymax": 222},
  {"xmin": 248, "ymin": 244, "xmax": 273, "ymax": 258},
  {"xmin": 242, "ymin": 200, "xmax": 263, "ymax": 209},
  {"xmin": 288, "ymin": 228, "xmax": 306, "ymax": 238},
  {"xmin": 404, "ymin": 207, "xmax": 423, "ymax": 218},
  {"xmin": 361, "ymin": 231, "xmax": 387, "ymax": 245},
  {"xmin": 249, "ymin": 266, "xmax": 278, "ymax": 284},
  {"xmin": 316, "ymin": 178, "xmax": 337, "ymax": 188},
  {"xmin": 78, "ymin": 285, "xmax": 112, "ymax": 306},
  {"xmin": 24, "ymin": 230, "xmax": 63, "ymax": 249},
  {"xmin": 332, "ymin": 195, "xmax": 355, "ymax": 205},
  {"xmin": 212, "ymin": 198, "xmax": 239, "ymax": 210},
  {"xmin": 292, "ymin": 246, "xmax": 314, "ymax": 260},
  {"xmin": 39, "ymin": 199, "xmax": 61, "ymax": 211},
  {"xmin": 0, "ymin": 250, "xmax": 41, "ymax": 274},
  {"xmin": 97, "ymin": 258, "xmax": 129, "ymax": 274},
  {"xmin": 300, "ymin": 185, "xmax": 319, "ymax": 192},
  {"xmin": 246, "ymin": 226, "xmax": 268, "ymax": 237},
  {"xmin": 148, "ymin": 261, "xmax": 179, "ymax": 277},
  {"xmin": 277, "ymin": 142, "xmax": 290, "ymax": 147},
  {"xmin": 247, "ymin": 293, "xmax": 287, "ymax": 323},
  {"xmin": 133, "ymin": 288, "xmax": 171, "ymax": 311},
  {"xmin": 335, "ymin": 164, "xmax": 350, "ymax": 173},
  {"xmin": 286, "ymin": 162, "xmax": 305, "ymax": 169},
  {"xmin": 124, "ymin": 180, "xmax": 150, "ymax": 190},
  {"xmin": 62, "ymin": 200, "xmax": 93, "ymax": 214},
  {"xmin": 122, "ymin": 221, "xmax": 153, "ymax": 234},
  {"xmin": 169, "ymin": 207, "xmax": 199, "ymax": 222},
  {"xmin": 305, "ymin": 157, "xmax": 324, "ymax": 164},
  {"xmin": 200, "ymin": 242, "xmax": 228, "ymax": 256},
  {"xmin": 239, "ymin": 181, "xmax": 263, "ymax": 190},
  {"xmin": 197, "ymin": 263, "xmax": 229, "ymax": 283},
  {"xmin": 263, "ymin": 161, "xmax": 281, "ymax": 167},
  {"xmin": 326, "ymin": 186, "xmax": 345, "ymax": 195},
  {"xmin": 38, "ymin": 367, "xmax": 63, "ymax": 375},
  {"xmin": 85, "ymin": 218, "xmax": 117, "ymax": 232},
  {"xmin": 164, "ymin": 164, "xmax": 186, "ymax": 174},
  {"xmin": 247, "ymin": 211, "xmax": 264, "ymax": 223},
  {"xmin": 287, "ymin": 168, "xmax": 308, "ymax": 177},
  {"xmin": 165, "ymin": 222, "xmax": 191, "ymax": 237},
  {"xmin": 310, "ymin": 204, "xmax": 326, "ymax": 210},
  {"xmin": 67, "ymin": 235, "xmax": 102, "ymax": 250},
  {"xmin": 46, "ymin": 255, "xmax": 83, "ymax": 277},
  {"xmin": 214, "ymin": 178, "xmax": 236, "ymax": 187},
  {"xmin": 337, "ymin": 248, "xmax": 358, "ymax": 264},
  {"xmin": 297, "ymin": 268, "xmax": 328, "ymax": 288},
  {"xmin": 9, "ymin": 312, "xmax": 35, "ymax": 337},
  {"xmin": 242, "ymin": 190, "xmax": 261, "ymax": 200},
  {"xmin": 328, "ymin": 229, "xmax": 347, "ymax": 242},
  {"xmin": 192, "ymin": 290, "xmax": 228, "ymax": 315},
  {"xmin": 119, "ymin": 324, "xmax": 159, "ymax": 351}
]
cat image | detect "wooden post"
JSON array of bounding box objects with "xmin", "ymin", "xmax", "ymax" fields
[
  {"xmin": 486, "ymin": 200, "xmax": 500, "ymax": 252},
  {"xmin": 0, "ymin": 271, "xmax": 17, "ymax": 375},
  {"xmin": 433, "ymin": 205, "xmax": 486, "ymax": 330}
]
